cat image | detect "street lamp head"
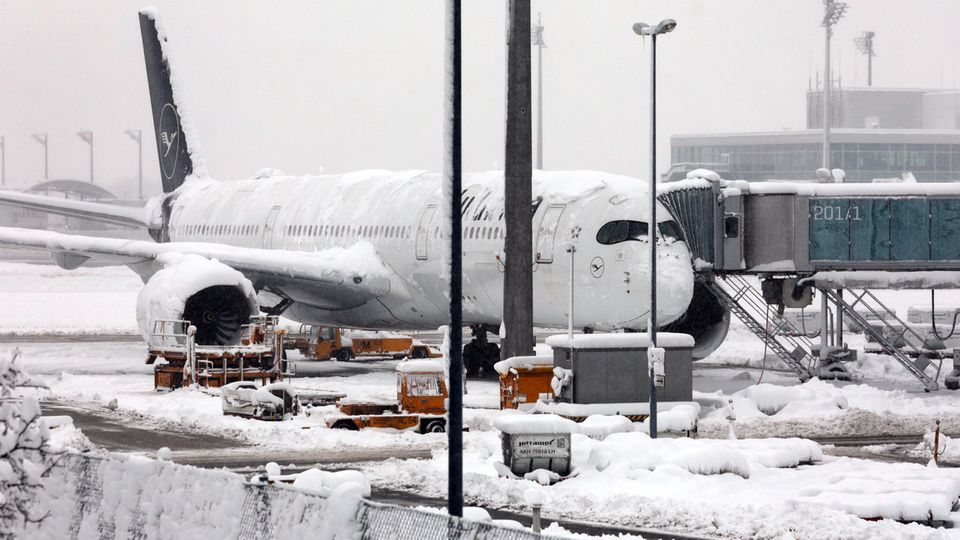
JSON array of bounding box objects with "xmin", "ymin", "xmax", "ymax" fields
[
  {"xmin": 632, "ymin": 22, "xmax": 651, "ymax": 35},
  {"xmin": 655, "ymin": 19, "xmax": 677, "ymax": 34},
  {"xmin": 633, "ymin": 19, "xmax": 677, "ymax": 36}
]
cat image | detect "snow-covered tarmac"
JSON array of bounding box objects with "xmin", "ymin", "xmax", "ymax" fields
[{"xmin": 6, "ymin": 262, "xmax": 960, "ymax": 538}]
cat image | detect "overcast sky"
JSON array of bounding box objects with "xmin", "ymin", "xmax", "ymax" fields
[{"xmin": 1, "ymin": 1, "xmax": 958, "ymax": 198}]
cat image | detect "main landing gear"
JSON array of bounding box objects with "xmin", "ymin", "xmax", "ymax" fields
[{"xmin": 463, "ymin": 324, "xmax": 500, "ymax": 378}]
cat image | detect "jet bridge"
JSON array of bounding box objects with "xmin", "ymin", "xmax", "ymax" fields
[{"xmin": 660, "ymin": 173, "xmax": 960, "ymax": 391}]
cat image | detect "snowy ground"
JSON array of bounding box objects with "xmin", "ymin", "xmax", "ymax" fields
[{"xmin": 7, "ymin": 262, "xmax": 960, "ymax": 537}]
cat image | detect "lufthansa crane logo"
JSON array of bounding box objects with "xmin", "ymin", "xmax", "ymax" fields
[
  {"xmin": 158, "ymin": 103, "xmax": 181, "ymax": 180},
  {"xmin": 590, "ymin": 256, "xmax": 604, "ymax": 278}
]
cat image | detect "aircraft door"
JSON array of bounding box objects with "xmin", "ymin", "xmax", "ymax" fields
[
  {"xmin": 263, "ymin": 205, "xmax": 282, "ymax": 249},
  {"xmin": 534, "ymin": 204, "xmax": 566, "ymax": 263},
  {"xmin": 416, "ymin": 205, "xmax": 437, "ymax": 260}
]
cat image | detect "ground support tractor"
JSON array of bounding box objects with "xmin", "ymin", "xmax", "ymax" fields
[
  {"xmin": 287, "ymin": 325, "xmax": 440, "ymax": 361},
  {"xmin": 325, "ymin": 360, "xmax": 448, "ymax": 433},
  {"xmin": 149, "ymin": 316, "xmax": 285, "ymax": 390}
]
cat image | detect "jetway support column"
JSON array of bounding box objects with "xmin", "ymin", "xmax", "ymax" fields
[
  {"xmin": 835, "ymin": 289, "xmax": 844, "ymax": 348},
  {"xmin": 820, "ymin": 289, "xmax": 829, "ymax": 360}
]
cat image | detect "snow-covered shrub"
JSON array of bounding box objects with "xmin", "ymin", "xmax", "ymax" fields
[{"xmin": 0, "ymin": 349, "xmax": 57, "ymax": 535}]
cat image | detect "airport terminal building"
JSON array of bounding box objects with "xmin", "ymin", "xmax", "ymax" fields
[{"xmin": 670, "ymin": 88, "xmax": 960, "ymax": 182}]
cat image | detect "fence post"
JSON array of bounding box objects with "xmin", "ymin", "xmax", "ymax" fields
[
  {"xmin": 187, "ymin": 325, "xmax": 197, "ymax": 386},
  {"xmin": 934, "ymin": 419, "xmax": 941, "ymax": 466}
]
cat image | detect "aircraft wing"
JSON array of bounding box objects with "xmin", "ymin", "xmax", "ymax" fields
[
  {"xmin": 0, "ymin": 190, "xmax": 155, "ymax": 229},
  {"xmin": 0, "ymin": 227, "xmax": 391, "ymax": 310}
]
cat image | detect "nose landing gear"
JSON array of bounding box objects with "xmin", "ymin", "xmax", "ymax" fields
[{"xmin": 463, "ymin": 324, "xmax": 501, "ymax": 378}]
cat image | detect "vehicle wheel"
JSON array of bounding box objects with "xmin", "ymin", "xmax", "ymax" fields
[
  {"xmin": 331, "ymin": 419, "xmax": 359, "ymax": 431},
  {"xmin": 411, "ymin": 347, "xmax": 428, "ymax": 359},
  {"xmin": 334, "ymin": 349, "xmax": 351, "ymax": 362},
  {"xmin": 421, "ymin": 419, "xmax": 446, "ymax": 433}
]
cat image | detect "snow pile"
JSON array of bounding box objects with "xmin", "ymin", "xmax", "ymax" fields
[
  {"xmin": 29, "ymin": 453, "xmax": 362, "ymax": 539},
  {"xmin": 699, "ymin": 379, "xmax": 960, "ymax": 438},
  {"xmin": 291, "ymin": 468, "xmax": 371, "ymax": 499},
  {"xmin": 577, "ymin": 415, "xmax": 635, "ymax": 440},
  {"xmin": 908, "ymin": 430, "xmax": 960, "ymax": 465},
  {"xmin": 640, "ymin": 403, "xmax": 699, "ymax": 434},
  {"xmin": 795, "ymin": 465, "xmax": 960, "ymax": 521},
  {"xmin": 493, "ymin": 414, "xmax": 578, "ymax": 435}
]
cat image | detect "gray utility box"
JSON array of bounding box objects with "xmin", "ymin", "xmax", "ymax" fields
[
  {"xmin": 544, "ymin": 333, "xmax": 694, "ymax": 404},
  {"xmin": 493, "ymin": 415, "xmax": 577, "ymax": 477}
]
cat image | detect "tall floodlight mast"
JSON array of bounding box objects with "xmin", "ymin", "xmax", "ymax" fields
[
  {"xmin": 822, "ymin": 0, "xmax": 847, "ymax": 170},
  {"xmin": 32, "ymin": 133, "xmax": 48, "ymax": 180},
  {"xmin": 532, "ymin": 12, "xmax": 546, "ymax": 170},
  {"xmin": 77, "ymin": 131, "xmax": 94, "ymax": 184},
  {"xmin": 854, "ymin": 31, "xmax": 876, "ymax": 87}
]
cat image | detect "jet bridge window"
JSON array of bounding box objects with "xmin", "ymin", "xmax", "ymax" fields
[{"xmin": 596, "ymin": 220, "xmax": 649, "ymax": 245}]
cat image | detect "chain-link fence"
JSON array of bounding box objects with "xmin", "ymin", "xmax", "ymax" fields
[{"xmin": 26, "ymin": 453, "xmax": 560, "ymax": 540}]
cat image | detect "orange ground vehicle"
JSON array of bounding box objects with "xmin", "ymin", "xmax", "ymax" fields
[
  {"xmin": 495, "ymin": 356, "xmax": 555, "ymax": 410},
  {"xmin": 288, "ymin": 325, "xmax": 439, "ymax": 361},
  {"xmin": 325, "ymin": 360, "xmax": 448, "ymax": 433}
]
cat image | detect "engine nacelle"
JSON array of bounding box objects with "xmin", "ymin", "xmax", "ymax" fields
[
  {"xmin": 660, "ymin": 280, "xmax": 730, "ymax": 360},
  {"xmin": 137, "ymin": 255, "xmax": 259, "ymax": 347}
]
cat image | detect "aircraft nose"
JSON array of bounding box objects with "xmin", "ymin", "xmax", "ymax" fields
[{"xmin": 655, "ymin": 245, "xmax": 695, "ymax": 324}]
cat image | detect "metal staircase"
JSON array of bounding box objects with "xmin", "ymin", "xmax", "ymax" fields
[
  {"xmin": 705, "ymin": 274, "xmax": 816, "ymax": 381},
  {"xmin": 821, "ymin": 289, "xmax": 941, "ymax": 392}
]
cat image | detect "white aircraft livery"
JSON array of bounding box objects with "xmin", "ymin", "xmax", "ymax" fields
[{"xmin": 0, "ymin": 10, "xmax": 729, "ymax": 371}]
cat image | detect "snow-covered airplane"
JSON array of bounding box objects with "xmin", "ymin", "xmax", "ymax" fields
[{"xmin": 0, "ymin": 10, "xmax": 728, "ymax": 371}]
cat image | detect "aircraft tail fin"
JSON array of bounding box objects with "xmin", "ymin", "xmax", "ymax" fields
[{"xmin": 138, "ymin": 9, "xmax": 201, "ymax": 194}]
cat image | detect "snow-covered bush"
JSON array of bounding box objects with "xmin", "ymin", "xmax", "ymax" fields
[{"xmin": 0, "ymin": 349, "xmax": 57, "ymax": 535}]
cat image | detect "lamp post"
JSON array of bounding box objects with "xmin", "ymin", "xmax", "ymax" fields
[
  {"xmin": 32, "ymin": 133, "xmax": 48, "ymax": 180},
  {"xmin": 633, "ymin": 18, "xmax": 676, "ymax": 440},
  {"xmin": 77, "ymin": 131, "xmax": 94, "ymax": 184},
  {"xmin": 0, "ymin": 136, "xmax": 5, "ymax": 186},
  {"xmin": 821, "ymin": 0, "xmax": 847, "ymax": 169},
  {"xmin": 125, "ymin": 129, "xmax": 143, "ymax": 199},
  {"xmin": 532, "ymin": 12, "xmax": 546, "ymax": 170},
  {"xmin": 854, "ymin": 31, "xmax": 876, "ymax": 87}
]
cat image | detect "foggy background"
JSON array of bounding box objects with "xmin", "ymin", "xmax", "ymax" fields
[{"xmin": 1, "ymin": 0, "xmax": 958, "ymax": 199}]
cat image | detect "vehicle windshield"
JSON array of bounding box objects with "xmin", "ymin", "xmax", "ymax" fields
[{"xmin": 596, "ymin": 220, "xmax": 649, "ymax": 245}]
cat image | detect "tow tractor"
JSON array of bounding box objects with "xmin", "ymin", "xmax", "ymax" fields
[
  {"xmin": 287, "ymin": 325, "xmax": 440, "ymax": 361},
  {"xmin": 325, "ymin": 359, "xmax": 448, "ymax": 433}
]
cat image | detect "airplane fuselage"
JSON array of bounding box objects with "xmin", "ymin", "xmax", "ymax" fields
[{"xmin": 165, "ymin": 169, "xmax": 695, "ymax": 331}]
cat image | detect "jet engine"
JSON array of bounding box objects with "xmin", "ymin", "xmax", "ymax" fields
[
  {"xmin": 136, "ymin": 255, "xmax": 259, "ymax": 347},
  {"xmin": 660, "ymin": 280, "xmax": 730, "ymax": 360}
]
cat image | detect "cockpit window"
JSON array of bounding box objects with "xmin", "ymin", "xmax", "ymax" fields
[
  {"xmin": 596, "ymin": 220, "xmax": 649, "ymax": 245},
  {"xmin": 658, "ymin": 220, "xmax": 685, "ymax": 242}
]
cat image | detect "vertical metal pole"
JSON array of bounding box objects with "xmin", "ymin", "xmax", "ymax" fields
[
  {"xmin": 648, "ymin": 34, "xmax": 658, "ymax": 440},
  {"xmin": 835, "ymin": 289, "xmax": 843, "ymax": 347},
  {"xmin": 43, "ymin": 137, "xmax": 48, "ymax": 180},
  {"xmin": 823, "ymin": 27, "xmax": 832, "ymax": 169},
  {"xmin": 531, "ymin": 505, "xmax": 542, "ymax": 533},
  {"xmin": 535, "ymin": 13, "xmax": 543, "ymax": 170},
  {"xmin": 446, "ymin": 0, "xmax": 464, "ymax": 519},
  {"xmin": 503, "ymin": 0, "xmax": 534, "ymax": 361},
  {"xmin": 0, "ymin": 136, "xmax": 5, "ymax": 186},
  {"xmin": 649, "ymin": 34, "xmax": 658, "ymax": 347},
  {"xmin": 138, "ymin": 130, "xmax": 143, "ymax": 199},
  {"xmin": 867, "ymin": 50, "xmax": 872, "ymax": 87},
  {"xmin": 89, "ymin": 133, "xmax": 94, "ymax": 184},
  {"xmin": 820, "ymin": 289, "xmax": 828, "ymax": 360},
  {"xmin": 568, "ymin": 247, "xmax": 575, "ymax": 339}
]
